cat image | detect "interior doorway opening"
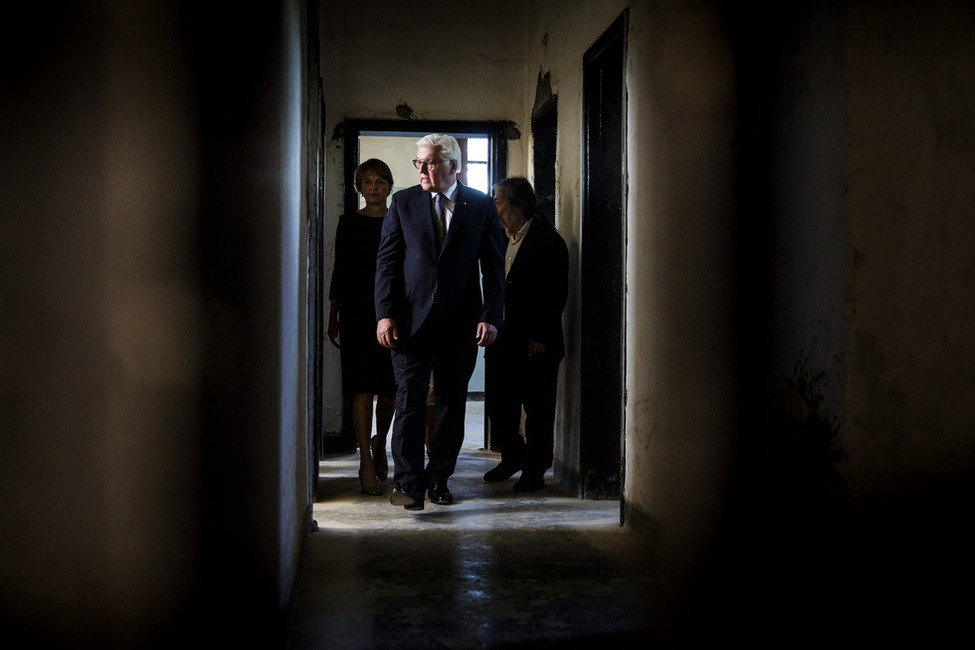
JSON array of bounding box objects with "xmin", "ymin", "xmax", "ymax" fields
[
  {"xmin": 340, "ymin": 119, "xmax": 510, "ymax": 450},
  {"xmin": 532, "ymin": 86, "xmax": 557, "ymax": 226}
]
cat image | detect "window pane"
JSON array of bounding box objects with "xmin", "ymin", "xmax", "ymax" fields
[
  {"xmin": 467, "ymin": 137, "xmax": 488, "ymax": 162},
  {"xmin": 467, "ymin": 162, "xmax": 488, "ymax": 194}
]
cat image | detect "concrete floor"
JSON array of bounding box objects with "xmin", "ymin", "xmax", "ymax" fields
[{"xmin": 288, "ymin": 402, "xmax": 664, "ymax": 649}]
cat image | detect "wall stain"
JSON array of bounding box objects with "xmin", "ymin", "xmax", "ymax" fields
[
  {"xmin": 851, "ymin": 329, "xmax": 948, "ymax": 470},
  {"xmin": 767, "ymin": 346, "xmax": 847, "ymax": 519},
  {"xmin": 395, "ymin": 102, "xmax": 414, "ymax": 119},
  {"xmin": 925, "ymin": 59, "xmax": 975, "ymax": 152}
]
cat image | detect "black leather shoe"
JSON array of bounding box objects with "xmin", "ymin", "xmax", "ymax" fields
[
  {"xmin": 483, "ymin": 462, "xmax": 521, "ymax": 483},
  {"xmin": 513, "ymin": 473, "xmax": 545, "ymax": 492},
  {"xmin": 428, "ymin": 480, "xmax": 453, "ymax": 505},
  {"xmin": 390, "ymin": 486, "xmax": 424, "ymax": 510}
]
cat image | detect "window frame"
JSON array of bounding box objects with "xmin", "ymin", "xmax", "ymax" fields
[{"xmin": 341, "ymin": 119, "xmax": 510, "ymax": 213}]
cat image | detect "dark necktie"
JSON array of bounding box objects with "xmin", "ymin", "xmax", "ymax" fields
[{"xmin": 434, "ymin": 193, "xmax": 446, "ymax": 249}]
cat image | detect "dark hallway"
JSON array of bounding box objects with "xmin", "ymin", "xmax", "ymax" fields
[
  {"xmin": 3, "ymin": 1, "xmax": 975, "ymax": 649},
  {"xmin": 290, "ymin": 408, "xmax": 659, "ymax": 648}
]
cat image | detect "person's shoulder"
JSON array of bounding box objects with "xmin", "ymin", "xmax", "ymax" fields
[
  {"xmin": 457, "ymin": 182, "xmax": 492, "ymax": 204},
  {"xmin": 335, "ymin": 211, "xmax": 353, "ymax": 231},
  {"xmin": 388, "ymin": 184, "xmax": 423, "ymax": 206},
  {"xmin": 393, "ymin": 184, "xmax": 424, "ymax": 197},
  {"xmin": 533, "ymin": 218, "xmax": 568, "ymax": 248},
  {"xmin": 529, "ymin": 216, "xmax": 556, "ymax": 234}
]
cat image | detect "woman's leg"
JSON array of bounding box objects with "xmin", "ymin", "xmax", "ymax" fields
[
  {"xmin": 353, "ymin": 392, "xmax": 380, "ymax": 494},
  {"xmin": 372, "ymin": 394, "xmax": 395, "ymax": 480}
]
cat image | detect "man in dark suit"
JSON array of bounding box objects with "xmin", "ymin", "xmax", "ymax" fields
[
  {"xmin": 375, "ymin": 133, "xmax": 505, "ymax": 510},
  {"xmin": 483, "ymin": 177, "xmax": 569, "ymax": 492}
]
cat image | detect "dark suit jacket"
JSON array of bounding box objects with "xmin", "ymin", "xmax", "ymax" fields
[
  {"xmin": 491, "ymin": 217, "xmax": 568, "ymax": 361},
  {"xmin": 375, "ymin": 182, "xmax": 505, "ymax": 347}
]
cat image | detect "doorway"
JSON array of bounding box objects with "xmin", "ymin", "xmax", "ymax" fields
[
  {"xmin": 580, "ymin": 12, "xmax": 627, "ymax": 499},
  {"xmin": 340, "ymin": 119, "xmax": 510, "ymax": 450},
  {"xmin": 532, "ymin": 93, "xmax": 557, "ymax": 225}
]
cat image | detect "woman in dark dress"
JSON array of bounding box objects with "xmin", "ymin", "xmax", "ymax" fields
[{"xmin": 328, "ymin": 159, "xmax": 396, "ymax": 495}]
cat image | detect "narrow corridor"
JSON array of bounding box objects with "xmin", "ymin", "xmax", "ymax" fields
[{"xmin": 288, "ymin": 403, "xmax": 663, "ymax": 649}]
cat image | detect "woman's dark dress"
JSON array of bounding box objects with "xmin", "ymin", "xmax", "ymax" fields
[{"xmin": 329, "ymin": 211, "xmax": 396, "ymax": 397}]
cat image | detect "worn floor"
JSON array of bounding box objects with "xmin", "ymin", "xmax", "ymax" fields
[{"xmin": 287, "ymin": 402, "xmax": 664, "ymax": 649}]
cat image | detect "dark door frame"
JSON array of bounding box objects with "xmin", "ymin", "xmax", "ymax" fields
[
  {"xmin": 306, "ymin": 0, "xmax": 325, "ymax": 504},
  {"xmin": 580, "ymin": 10, "xmax": 627, "ymax": 500}
]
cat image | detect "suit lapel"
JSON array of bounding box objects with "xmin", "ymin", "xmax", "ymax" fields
[
  {"xmin": 443, "ymin": 182, "xmax": 470, "ymax": 250},
  {"xmin": 410, "ymin": 188, "xmax": 437, "ymax": 250}
]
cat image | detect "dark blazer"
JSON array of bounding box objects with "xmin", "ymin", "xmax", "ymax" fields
[
  {"xmin": 375, "ymin": 181, "xmax": 505, "ymax": 346},
  {"xmin": 492, "ymin": 217, "xmax": 568, "ymax": 361}
]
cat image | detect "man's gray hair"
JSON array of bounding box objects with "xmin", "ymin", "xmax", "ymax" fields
[{"xmin": 417, "ymin": 133, "xmax": 462, "ymax": 168}]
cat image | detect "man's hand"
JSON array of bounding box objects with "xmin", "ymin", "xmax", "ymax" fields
[
  {"xmin": 476, "ymin": 322, "xmax": 498, "ymax": 347},
  {"xmin": 377, "ymin": 317, "xmax": 398, "ymax": 349},
  {"xmin": 527, "ymin": 340, "xmax": 546, "ymax": 357}
]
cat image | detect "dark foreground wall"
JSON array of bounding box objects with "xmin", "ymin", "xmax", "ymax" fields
[{"xmin": 0, "ymin": 2, "xmax": 307, "ymax": 647}]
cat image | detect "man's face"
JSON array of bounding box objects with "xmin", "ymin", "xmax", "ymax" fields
[
  {"xmin": 494, "ymin": 192, "xmax": 516, "ymax": 231},
  {"xmin": 416, "ymin": 145, "xmax": 455, "ymax": 192}
]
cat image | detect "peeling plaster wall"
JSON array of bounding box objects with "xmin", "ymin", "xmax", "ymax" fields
[
  {"xmin": 622, "ymin": 0, "xmax": 739, "ymax": 613},
  {"xmin": 766, "ymin": 3, "xmax": 846, "ymax": 435},
  {"xmin": 519, "ymin": 0, "xmax": 634, "ymax": 495},
  {"xmin": 845, "ymin": 1, "xmax": 975, "ymax": 508},
  {"xmin": 754, "ymin": 2, "xmax": 849, "ymax": 527},
  {"xmin": 524, "ymin": 0, "xmax": 742, "ymax": 619}
]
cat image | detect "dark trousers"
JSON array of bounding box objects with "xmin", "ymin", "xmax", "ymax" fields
[
  {"xmin": 390, "ymin": 325, "xmax": 478, "ymax": 491},
  {"xmin": 484, "ymin": 348, "xmax": 559, "ymax": 475}
]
